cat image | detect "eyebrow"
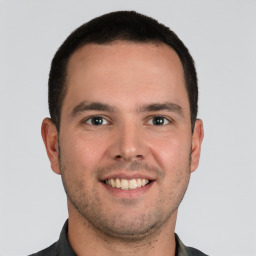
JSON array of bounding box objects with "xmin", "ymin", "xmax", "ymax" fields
[
  {"xmin": 71, "ymin": 102, "xmax": 116, "ymax": 117},
  {"xmin": 137, "ymin": 103, "xmax": 184, "ymax": 116},
  {"xmin": 71, "ymin": 101, "xmax": 184, "ymax": 118}
]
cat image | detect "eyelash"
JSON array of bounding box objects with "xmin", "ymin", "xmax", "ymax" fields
[
  {"xmin": 146, "ymin": 116, "xmax": 171, "ymax": 126},
  {"xmin": 82, "ymin": 115, "xmax": 172, "ymax": 126},
  {"xmin": 83, "ymin": 116, "xmax": 109, "ymax": 126}
]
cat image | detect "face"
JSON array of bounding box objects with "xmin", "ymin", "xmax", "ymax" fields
[{"xmin": 42, "ymin": 42, "xmax": 203, "ymax": 240}]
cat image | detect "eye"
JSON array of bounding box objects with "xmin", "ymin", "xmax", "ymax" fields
[
  {"xmin": 85, "ymin": 116, "xmax": 108, "ymax": 126},
  {"xmin": 147, "ymin": 116, "xmax": 170, "ymax": 126}
]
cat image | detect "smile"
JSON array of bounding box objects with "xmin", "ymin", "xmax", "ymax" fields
[{"xmin": 105, "ymin": 178, "xmax": 150, "ymax": 190}]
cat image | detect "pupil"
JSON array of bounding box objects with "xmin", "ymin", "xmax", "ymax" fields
[
  {"xmin": 92, "ymin": 116, "xmax": 103, "ymax": 125},
  {"xmin": 154, "ymin": 117, "xmax": 164, "ymax": 125}
]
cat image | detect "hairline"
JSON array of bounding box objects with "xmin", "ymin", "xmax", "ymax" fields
[{"xmin": 57, "ymin": 39, "xmax": 191, "ymax": 132}]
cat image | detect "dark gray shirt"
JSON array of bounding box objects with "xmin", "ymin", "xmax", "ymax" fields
[{"xmin": 29, "ymin": 220, "xmax": 208, "ymax": 256}]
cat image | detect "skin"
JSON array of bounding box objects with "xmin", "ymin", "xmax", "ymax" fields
[{"xmin": 42, "ymin": 41, "xmax": 204, "ymax": 256}]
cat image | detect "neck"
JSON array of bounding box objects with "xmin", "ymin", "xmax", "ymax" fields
[{"xmin": 67, "ymin": 201, "xmax": 177, "ymax": 256}]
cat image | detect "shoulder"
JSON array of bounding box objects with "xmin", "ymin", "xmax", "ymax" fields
[
  {"xmin": 175, "ymin": 233, "xmax": 209, "ymax": 256},
  {"xmin": 28, "ymin": 220, "xmax": 76, "ymax": 256},
  {"xmin": 185, "ymin": 246, "xmax": 209, "ymax": 256},
  {"xmin": 28, "ymin": 242, "xmax": 58, "ymax": 256}
]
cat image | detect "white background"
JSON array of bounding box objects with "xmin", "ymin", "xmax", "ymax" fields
[{"xmin": 1, "ymin": 1, "xmax": 256, "ymax": 255}]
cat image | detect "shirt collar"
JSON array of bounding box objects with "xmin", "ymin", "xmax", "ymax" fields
[
  {"xmin": 56, "ymin": 220, "xmax": 76, "ymax": 256},
  {"xmin": 175, "ymin": 233, "xmax": 190, "ymax": 256}
]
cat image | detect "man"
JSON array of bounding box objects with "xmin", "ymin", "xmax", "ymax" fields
[{"xmin": 32, "ymin": 10, "xmax": 206, "ymax": 256}]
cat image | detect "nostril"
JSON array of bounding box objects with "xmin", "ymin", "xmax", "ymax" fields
[{"xmin": 114, "ymin": 154, "xmax": 144, "ymax": 161}]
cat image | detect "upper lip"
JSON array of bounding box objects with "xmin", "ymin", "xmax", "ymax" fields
[{"xmin": 100, "ymin": 172, "xmax": 156, "ymax": 181}]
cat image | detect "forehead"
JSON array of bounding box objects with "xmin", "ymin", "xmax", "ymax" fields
[
  {"xmin": 63, "ymin": 41, "xmax": 188, "ymax": 113},
  {"xmin": 67, "ymin": 41, "xmax": 184, "ymax": 83}
]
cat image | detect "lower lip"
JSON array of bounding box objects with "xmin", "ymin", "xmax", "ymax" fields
[{"xmin": 101, "ymin": 181, "xmax": 154, "ymax": 198}]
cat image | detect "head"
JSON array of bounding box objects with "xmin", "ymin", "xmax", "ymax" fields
[
  {"xmin": 42, "ymin": 11, "xmax": 204, "ymax": 241},
  {"xmin": 48, "ymin": 11, "xmax": 198, "ymax": 132}
]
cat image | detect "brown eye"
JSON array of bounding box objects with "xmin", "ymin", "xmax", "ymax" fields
[
  {"xmin": 148, "ymin": 116, "xmax": 170, "ymax": 126},
  {"xmin": 86, "ymin": 116, "xmax": 108, "ymax": 126}
]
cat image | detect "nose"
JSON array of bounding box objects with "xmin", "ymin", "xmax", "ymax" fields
[{"xmin": 108, "ymin": 122, "xmax": 148, "ymax": 162}]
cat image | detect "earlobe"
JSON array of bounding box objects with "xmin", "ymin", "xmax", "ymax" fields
[
  {"xmin": 190, "ymin": 119, "xmax": 204, "ymax": 173},
  {"xmin": 41, "ymin": 118, "xmax": 61, "ymax": 175}
]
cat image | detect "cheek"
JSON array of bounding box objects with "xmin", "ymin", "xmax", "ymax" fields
[
  {"xmin": 149, "ymin": 132, "xmax": 191, "ymax": 171},
  {"xmin": 60, "ymin": 133, "xmax": 107, "ymax": 174}
]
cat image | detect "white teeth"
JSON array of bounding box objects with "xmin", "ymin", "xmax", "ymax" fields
[
  {"xmin": 129, "ymin": 179, "xmax": 137, "ymax": 189},
  {"xmin": 137, "ymin": 179, "xmax": 142, "ymax": 188},
  {"xmin": 116, "ymin": 178, "xmax": 121, "ymax": 188},
  {"xmin": 121, "ymin": 179, "xmax": 129, "ymax": 190},
  {"xmin": 105, "ymin": 178, "xmax": 150, "ymax": 190},
  {"xmin": 110, "ymin": 179, "xmax": 115, "ymax": 187}
]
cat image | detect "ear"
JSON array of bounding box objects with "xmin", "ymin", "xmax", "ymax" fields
[
  {"xmin": 190, "ymin": 119, "xmax": 204, "ymax": 173},
  {"xmin": 41, "ymin": 118, "xmax": 61, "ymax": 175}
]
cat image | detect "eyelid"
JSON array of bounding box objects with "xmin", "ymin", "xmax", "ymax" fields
[
  {"xmin": 82, "ymin": 115, "xmax": 110, "ymax": 125},
  {"xmin": 81, "ymin": 114, "xmax": 173, "ymax": 126},
  {"xmin": 146, "ymin": 115, "xmax": 172, "ymax": 125}
]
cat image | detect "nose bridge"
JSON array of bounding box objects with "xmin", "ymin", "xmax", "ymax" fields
[{"xmin": 110, "ymin": 118, "xmax": 147, "ymax": 161}]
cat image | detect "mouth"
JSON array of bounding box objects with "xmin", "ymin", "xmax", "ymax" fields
[{"xmin": 104, "ymin": 178, "xmax": 151, "ymax": 190}]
